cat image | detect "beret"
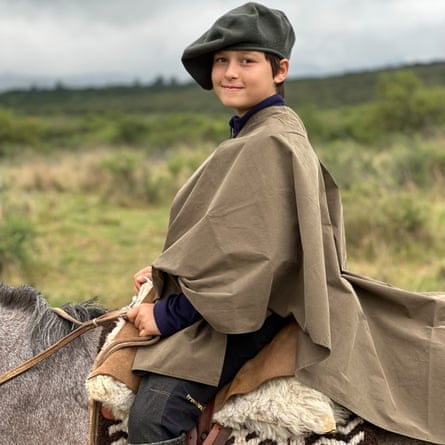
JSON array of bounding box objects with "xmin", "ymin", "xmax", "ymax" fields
[{"xmin": 181, "ymin": 2, "xmax": 295, "ymax": 90}]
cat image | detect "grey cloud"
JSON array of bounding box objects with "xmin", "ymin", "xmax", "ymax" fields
[
  {"xmin": 0, "ymin": 0, "xmax": 443, "ymax": 90},
  {"xmin": 0, "ymin": 0, "xmax": 168, "ymax": 26}
]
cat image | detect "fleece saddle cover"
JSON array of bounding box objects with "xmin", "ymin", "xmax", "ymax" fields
[{"xmin": 85, "ymin": 315, "xmax": 383, "ymax": 445}]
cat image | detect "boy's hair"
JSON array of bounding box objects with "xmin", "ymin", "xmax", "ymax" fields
[{"xmin": 266, "ymin": 53, "xmax": 286, "ymax": 97}]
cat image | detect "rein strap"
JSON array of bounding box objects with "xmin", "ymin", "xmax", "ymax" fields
[{"xmin": 0, "ymin": 308, "xmax": 127, "ymax": 386}]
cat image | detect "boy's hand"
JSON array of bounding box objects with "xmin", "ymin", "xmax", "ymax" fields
[
  {"xmin": 133, "ymin": 266, "xmax": 153, "ymax": 294},
  {"xmin": 127, "ymin": 303, "xmax": 161, "ymax": 337}
]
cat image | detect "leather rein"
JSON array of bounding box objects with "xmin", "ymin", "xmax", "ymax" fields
[{"xmin": 0, "ymin": 307, "xmax": 127, "ymax": 386}]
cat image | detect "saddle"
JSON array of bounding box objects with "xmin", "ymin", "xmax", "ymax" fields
[
  {"xmin": 86, "ymin": 317, "xmax": 344, "ymax": 445},
  {"xmin": 86, "ymin": 282, "xmax": 365, "ymax": 444}
]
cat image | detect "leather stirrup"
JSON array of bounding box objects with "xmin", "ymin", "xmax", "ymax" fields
[{"xmin": 185, "ymin": 398, "xmax": 232, "ymax": 445}]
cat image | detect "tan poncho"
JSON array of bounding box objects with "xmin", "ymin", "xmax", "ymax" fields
[{"xmin": 133, "ymin": 106, "xmax": 445, "ymax": 444}]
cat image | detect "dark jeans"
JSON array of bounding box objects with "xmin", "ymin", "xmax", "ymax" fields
[{"xmin": 128, "ymin": 313, "xmax": 290, "ymax": 445}]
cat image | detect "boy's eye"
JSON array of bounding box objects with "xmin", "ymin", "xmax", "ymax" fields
[{"xmin": 213, "ymin": 55, "xmax": 257, "ymax": 65}]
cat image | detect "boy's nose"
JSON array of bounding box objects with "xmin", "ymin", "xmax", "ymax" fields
[{"xmin": 224, "ymin": 61, "xmax": 239, "ymax": 79}]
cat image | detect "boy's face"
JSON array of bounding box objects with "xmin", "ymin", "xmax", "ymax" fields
[{"xmin": 211, "ymin": 50, "xmax": 288, "ymax": 116}]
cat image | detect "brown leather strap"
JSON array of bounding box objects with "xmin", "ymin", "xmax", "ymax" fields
[
  {"xmin": 201, "ymin": 424, "xmax": 233, "ymax": 445},
  {"xmin": 197, "ymin": 398, "xmax": 216, "ymax": 445},
  {"xmin": 51, "ymin": 307, "xmax": 85, "ymax": 325},
  {"xmin": 0, "ymin": 308, "xmax": 127, "ymax": 386},
  {"xmin": 92, "ymin": 334, "xmax": 159, "ymax": 368},
  {"xmin": 88, "ymin": 400, "xmax": 102, "ymax": 445},
  {"xmin": 186, "ymin": 427, "xmax": 198, "ymax": 445},
  {"xmin": 187, "ymin": 422, "xmax": 232, "ymax": 445},
  {"xmin": 186, "ymin": 398, "xmax": 232, "ymax": 445}
]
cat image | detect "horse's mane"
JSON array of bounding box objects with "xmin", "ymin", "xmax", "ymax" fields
[
  {"xmin": 0, "ymin": 283, "xmax": 42, "ymax": 312},
  {"xmin": 0, "ymin": 282, "xmax": 106, "ymax": 353}
]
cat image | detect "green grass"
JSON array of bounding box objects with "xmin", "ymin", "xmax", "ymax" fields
[
  {"xmin": 1, "ymin": 132, "xmax": 444, "ymax": 310},
  {"xmin": 1, "ymin": 189, "xmax": 169, "ymax": 308},
  {"xmin": 2, "ymin": 62, "xmax": 445, "ymax": 310}
]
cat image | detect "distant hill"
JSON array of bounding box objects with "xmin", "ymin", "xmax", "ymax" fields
[{"xmin": 0, "ymin": 61, "xmax": 443, "ymax": 115}]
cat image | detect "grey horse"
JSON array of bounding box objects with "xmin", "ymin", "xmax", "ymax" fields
[
  {"xmin": 0, "ymin": 282, "xmax": 106, "ymax": 445},
  {"xmin": 0, "ymin": 283, "xmax": 434, "ymax": 445}
]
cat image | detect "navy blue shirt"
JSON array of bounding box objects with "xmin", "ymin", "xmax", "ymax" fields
[
  {"xmin": 229, "ymin": 94, "xmax": 285, "ymax": 137},
  {"xmin": 153, "ymin": 94, "xmax": 286, "ymax": 336},
  {"xmin": 153, "ymin": 293, "xmax": 201, "ymax": 336}
]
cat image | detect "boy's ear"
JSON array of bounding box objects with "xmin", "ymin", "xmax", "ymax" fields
[{"xmin": 274, "ymin": 59, "xmax": 289, "ymax": 84}]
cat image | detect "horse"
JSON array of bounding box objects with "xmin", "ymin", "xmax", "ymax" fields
[
  {"xmin": 0, "ymin": 282, "xmax": 108, "ymax": 445},
  {"xmin": 0, "ymin": 282, "xmax": 434, "ymax": 445}
]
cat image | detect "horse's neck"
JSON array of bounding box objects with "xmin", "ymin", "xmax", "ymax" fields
[
  {"xmin": 0, "ymin": 307, "xmax": 34, "ymax": 372},
  {"xmin": 0, "ymin": 311, "xmax": 107, "ymax": 445}
]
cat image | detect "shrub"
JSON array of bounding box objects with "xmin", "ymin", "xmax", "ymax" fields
[
  {"xmin": 0, "ymin": 214, "xmax": 35, "ymax": 273},
  {"xmin": 0, "ymin": 109, "xmax": 43, "ymax": 155},
  {"xmin": 343, "ymin": 187, "xmax": 433, "ymax": 258},
  {"xmin": 387, "ymin": 139, "xmax": 445, "ymax": 189},
  {"xmin": 373, "ymin": 71, "xmax": 445, "ymax": 133},
  {"xmin": 113, "ymin": 117, "xmax": 149, "ymax": 145},
  {"xmin": 98, "ymin": 145, "xmax": 211, "ymax": 206},
  {"xmin": 316, "ymin": 139, "xmax": 381, "ymax": 190}
]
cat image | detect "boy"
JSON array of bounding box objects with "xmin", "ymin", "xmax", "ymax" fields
[
  {"xmin": 127, "ymin": 3, "xmax": 298, "ymax": 445},
  {"xmin": 128, "ymin": 2, "xmax": 445, "ymax": 445}
]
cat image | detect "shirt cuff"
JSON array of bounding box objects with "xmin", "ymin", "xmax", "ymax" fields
[{"xmin": 153, "ymin": 293, "xmax": 201, "ymax": 336}]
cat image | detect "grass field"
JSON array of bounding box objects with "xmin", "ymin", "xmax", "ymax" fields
[
  {"xmin": 0, "ymin": 149, "xmax": 171, "ymax": 307},
  {"xmin": 1, "ymin": 132, "xmax": 445, "ymax": 309},
  {"xmin": 1, "ymin": 63, "xmax": 445, "ymax": 308}
]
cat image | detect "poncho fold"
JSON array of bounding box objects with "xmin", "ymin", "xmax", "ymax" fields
[{"xmin": 132, "ymin": 106, "xmax": 445, "ymax": 443}]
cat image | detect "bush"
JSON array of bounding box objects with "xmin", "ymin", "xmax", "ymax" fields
[
  {"xmin": 316, "ymin": 139, "xmax": 383, "ymax": 190},
  {"xmin": 305, "ymin": 72, "xmax": 445, "ymax": 145},
  {"xmin": 343, "ymin": 187, "xmax": 433, "ymax": 258},
  {"xmin": 100, "ymin": 151, "xmax": 147, "ymax": 205},
  {"xmin": 0, "ymin": 214, "xmax": 35, "ymax": 273},
  {"xmin": 0, "ymin": 109, "xmax": 43, "ymax": 155},
  {"xmin": 142, "ymin": 114, "xmax": 227, "ymax": 148},
  {"xmin": 113, "ymin": 117, "xmax": 149, "ymax": 145},
  {"xmin": 373, "ymin": 71, "xmax": 445, "ymax": 133},
  {"xmin": 98, "ymin": 145, "xmax": 212, "ymax": 206},
  {"xmin": 386, "ymin": 138, "xmax": 445, "ymax": 189}
]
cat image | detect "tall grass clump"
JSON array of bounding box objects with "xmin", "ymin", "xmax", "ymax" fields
[
  {"xmin": 99, "ymin": 145, "xmax": 212, "ymax": 206},
  {"xmin": 0, "ymin": 109, "xmax": 43, "ymax": 156},
  {"xmin": 316, "ymin": 131, "xmax": 445, "ymax": 290},
  {"xmin": 385, "ymin": 136, "xmax": 445, "ymax": 190},
  {"xmin": 0, "ymin": 216, "xmax": 35, "ymax": 272},
  {"xmin": 343, "ymin": 187, "xmax": 433, "ymax": 257}
]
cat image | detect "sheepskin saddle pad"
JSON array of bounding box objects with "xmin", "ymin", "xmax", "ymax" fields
[{"xmin": 86, "ymin": 319, "xmax": 376, "ymax": 445}]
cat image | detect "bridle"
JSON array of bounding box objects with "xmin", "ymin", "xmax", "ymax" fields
[
  {"xmin": 0, "ymin": 307, "xmax": 127, "ymax": 386},
  {"xmin": 0, "ymin": 278, "xmax": 154, "ymax": 387}
]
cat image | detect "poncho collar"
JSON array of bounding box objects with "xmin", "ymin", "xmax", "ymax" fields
[{"xmin": 229, "ymin": 94, "xmax": 285, "ymax": 137}]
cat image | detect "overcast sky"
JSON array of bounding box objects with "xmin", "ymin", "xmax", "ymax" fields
[{"xmin": 0, "ymin": 0, "xmax": 444, "ymax": 90}]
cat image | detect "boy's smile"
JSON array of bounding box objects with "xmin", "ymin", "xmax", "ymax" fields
[
  {"xmin": 222, "ymin": 85, "xmax": 243, "ymax": 91},
  {"xmin": 211, "ymin": 50, "xmax": 288, "ymax": 116}
]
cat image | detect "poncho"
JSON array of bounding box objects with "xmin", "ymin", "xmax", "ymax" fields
[{"xmin": 133, "ymin": 106, "xmax": 445, "ymax": 444}]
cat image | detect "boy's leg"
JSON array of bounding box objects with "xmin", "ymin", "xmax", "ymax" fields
[
  {"xmin": 128, "ymin": 313, "xmax": 290, "ymax": 445},
  {"xmin": 128, "ymin": 373, "xmax": 217, "ymax": 445}
]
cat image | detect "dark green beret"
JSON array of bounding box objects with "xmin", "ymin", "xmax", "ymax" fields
[{"xmin": 181, "ymin": 2, "xmax": 295, "ymax": 90}]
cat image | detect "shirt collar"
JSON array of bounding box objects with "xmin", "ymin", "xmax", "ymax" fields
[{"xmin": 229, "ymin": 94, "xmax": 286, "ymax": 138}]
